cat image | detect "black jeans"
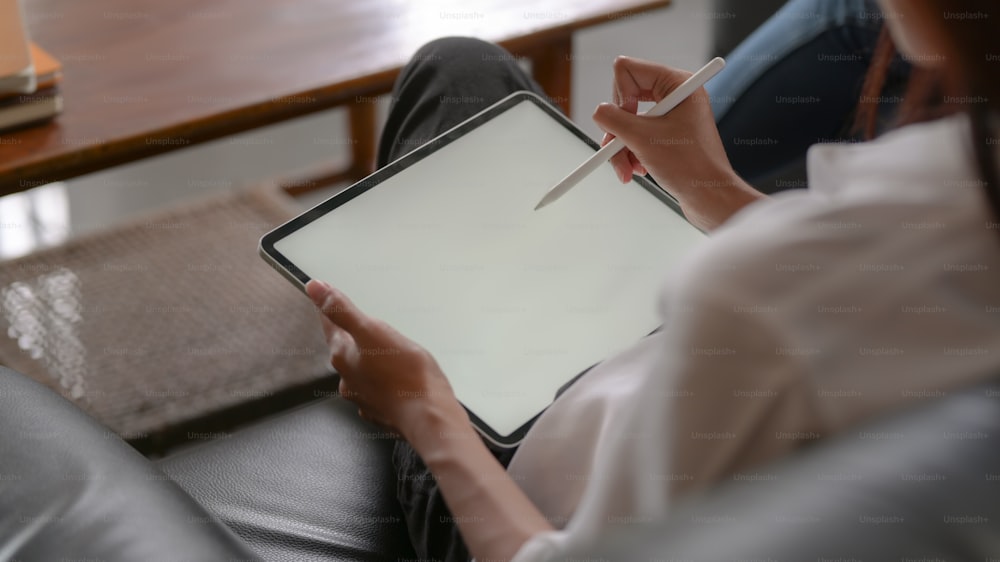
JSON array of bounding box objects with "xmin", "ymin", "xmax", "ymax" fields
[{"xmin": 376, "ymin": 37, "xmax": 546, "ymax": 562}]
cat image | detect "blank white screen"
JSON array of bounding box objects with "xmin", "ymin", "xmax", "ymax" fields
[{"xmin": 274, "ymin": 98, "xmax": 706, "ymax": 439}]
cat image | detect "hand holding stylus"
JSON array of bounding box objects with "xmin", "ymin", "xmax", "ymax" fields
[
  {"xmin": 595, "ymin": 57, "xmax": 765, "ymax": 229},
  {"xmin": 535, "ymin": 57, "xmax": 725, "ymax": 210},
  {"xmin": 598, "ymin": 56, "xmax": 733, "ymax": 190}
]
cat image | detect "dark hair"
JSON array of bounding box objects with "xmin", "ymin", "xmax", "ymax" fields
[{"xmin": 855, "ymin": 3, "xmax": 999, "ymax": 224}]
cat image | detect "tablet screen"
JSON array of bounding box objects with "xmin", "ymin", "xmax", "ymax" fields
[{"xmin": 266, "ymin": 94, "xmax": 706, "ymax": 446}]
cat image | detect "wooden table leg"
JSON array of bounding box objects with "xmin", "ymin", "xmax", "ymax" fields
[
  {"xmin": 349, "ymin": 101, "xmax": 377, "ymax": 179},
  {"xmin": 529, "ymin": 34, "xmax": 573, "ymax": 115},
  {"xmin": 280, "ymin": 100, "xmax": 379, "ymax": 197}
]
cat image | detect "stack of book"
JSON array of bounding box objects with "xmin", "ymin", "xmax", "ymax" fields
[{"xmin": 0, "ymin": 0, "xmax": 62, "ymax": 133}]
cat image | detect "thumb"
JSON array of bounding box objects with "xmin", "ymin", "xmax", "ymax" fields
[
  {"xmin": 305, "ymin": 280, "xmax": 369, "ymax": 337},
  {"xmin": 305, "ymin": 279, "xmax": 330, "ymax": 306}
]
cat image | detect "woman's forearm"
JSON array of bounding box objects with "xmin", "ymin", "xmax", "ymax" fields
[{"xmin": 405, "ymin": 404, "xmax": 554, "ymax": 562}]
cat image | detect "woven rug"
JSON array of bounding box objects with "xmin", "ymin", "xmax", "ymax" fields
[{"xmin": 0, "ymin": 186, "xmax": 331, "ymax": 447}]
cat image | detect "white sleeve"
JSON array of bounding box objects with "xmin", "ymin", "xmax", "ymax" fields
[{"xmin": 509, "ymin": 270, "xmax": 825, "ymax": 562}]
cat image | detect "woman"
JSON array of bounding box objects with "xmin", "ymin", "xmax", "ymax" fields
[{"xmin": 305, "ymin": 1, "xmax": 1000, "ymax": 561}]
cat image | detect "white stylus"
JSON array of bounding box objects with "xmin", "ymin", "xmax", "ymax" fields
[{"xmin": 534, "ymin": 57, "xmax": 726, "ymax": 211}]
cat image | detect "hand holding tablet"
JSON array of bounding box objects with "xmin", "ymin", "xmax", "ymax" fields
[{"xmin": 304, "ymin": 279, "xmax": 469, "ymax": 438}]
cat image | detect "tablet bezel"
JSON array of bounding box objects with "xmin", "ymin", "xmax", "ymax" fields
[{"xmin": 260, "ymin": 91, "xmax": 689, "ymax": 448}]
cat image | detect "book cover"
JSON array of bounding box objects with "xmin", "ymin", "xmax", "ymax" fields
[
  {"xmin": 0, "ymin": 44, "xmax": 62, "ymax": 103},
  {"xmin": 0, "ymin": 0, "xmax": 36, "ymax": 95},
  {"xmin": 0, "ymin": 87, "xmax": 62, "ymax": 132},
  {"xmin": 31, "ymin": 43, "xmax": 62, "ymax": 90}
]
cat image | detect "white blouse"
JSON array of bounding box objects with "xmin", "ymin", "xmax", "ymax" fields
[{"xmin": 507, "ymin": 114, "xmax": 1000, "ymax": 561}]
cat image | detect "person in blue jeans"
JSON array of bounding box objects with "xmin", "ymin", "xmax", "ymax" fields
[
  {"xmin": 368, "ymin": 1, "xmax": 913, "ymax": 561},
  {"xmin": 708, "ymin": 0, "xmax": 910, "ymax": 190}
]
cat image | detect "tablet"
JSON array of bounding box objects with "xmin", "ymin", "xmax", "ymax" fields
[{"xmin": 260, "ymin": 91, "xmax": 706, "ymax": 448}]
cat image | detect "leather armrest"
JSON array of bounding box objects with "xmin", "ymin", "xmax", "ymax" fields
[{"xmin": 0, "ymin": 367, "xmax": 258, "ymax": 561}]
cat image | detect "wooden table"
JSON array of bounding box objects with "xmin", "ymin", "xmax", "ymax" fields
[{"xmin": 0, "ymin": 0, "xmax": 670, "ymax": 197}]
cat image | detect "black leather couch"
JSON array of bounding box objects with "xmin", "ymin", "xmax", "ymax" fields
[{"xmin": 2, "ymin": 365, "xmax": 998, "ymax": 561}]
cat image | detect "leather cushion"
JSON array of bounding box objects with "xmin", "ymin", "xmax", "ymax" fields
[
  {"xmin": 0, "ymin": 367, "xmax": 258, "ymax": 561},
  {"xmin": 158, "ymin": 395, "xmax": 415, "ymax": 562}
]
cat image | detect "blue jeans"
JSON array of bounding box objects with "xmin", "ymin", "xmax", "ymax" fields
[{"xmin": 707, "ymin": 0, "xmax": 911, "ymax": 190}]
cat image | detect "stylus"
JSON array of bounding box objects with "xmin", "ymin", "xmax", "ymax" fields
[{"xmin": 533, "ymin": 57, "xmax": 726, "ymax": 211}]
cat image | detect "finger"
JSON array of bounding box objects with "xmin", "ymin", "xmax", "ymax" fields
[
  {"xmin": 628, "ymin": 153, "xmax": 647, "ymax": 176},
  {"xmin": 318, "ymin": 311, "xmax": 335, "ymax": 343},
  {"xmin": 594, "ymin": 103, "xmax": 651, "ymax": 151},
  {"xmin": 328, "ymin": 324, "xmax": 354, "ymax": 357},
  {"xmin": 338, "ymin": 377, "xmax": 354, "ymax": 400},
  {"xmin": 318, "ymin": 313, "xmax": 350, "ymax": 350},
  {"xmin": 305, "ymin": 279, "xmax": 328, "ymax": 305},
  {"xmin": 613, "ymin": 56, "xmax": 693, "ymax": 105},
  {"xmin": 613, "ymin": 57, "xmax": 640, "ymax": 116},
  {"xmin": 306, "ymin": 280, "xmax": 371, "ymax": 338},
  {"xmin": 319, "ymin": 315, "xmax": 358, "ymax": 379},
  {"xmin": 610, "ymin": 150, "xmax": 633, "ymax": 184},
  {"xmin": 599, "ymin": 116, "xmax": 636, "ymax": 183},
  {"xmin": 594, "ymin": 104, "xmax": 659, "ymax": 183},
  {"xmin": 331, "ymin": 340, "xmax": 360, "ymax": 376}
]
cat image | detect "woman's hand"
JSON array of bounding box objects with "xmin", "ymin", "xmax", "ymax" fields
[
  {"xmin": 307, "ymin": 280, "xmax": 553, "ymax": 562},
  {"xmin": 594, "ymin": 56, "xmax": 764, "ymax": 231},
  {"xmin": 305, "ymin": 280, "xmax": 469, "ymax": 441}
]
